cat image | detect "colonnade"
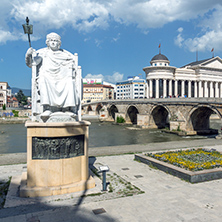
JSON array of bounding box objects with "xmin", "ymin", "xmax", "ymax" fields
[{"xmin": 147, "ymin": 79, "xmax": 222, "ymax": 98}]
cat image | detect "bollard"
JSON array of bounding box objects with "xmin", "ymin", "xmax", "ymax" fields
[{"xmin": 98, "ymin": 165, "xmax": 109, "ymax": 191}]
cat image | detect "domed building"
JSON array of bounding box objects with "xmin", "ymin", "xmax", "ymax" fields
[{"xmin": 143, "ymin": 52, "xmax": 222, "ymax": 98}]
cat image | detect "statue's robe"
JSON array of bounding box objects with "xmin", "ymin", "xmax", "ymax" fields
[{"xmin": 35, "ymin": 48, "xmax": 79, "ymax": 109}]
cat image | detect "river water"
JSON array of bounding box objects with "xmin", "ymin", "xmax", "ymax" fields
[{"xmin": 0, "ymin": 119, "xmax": 221, "ymax": 154}]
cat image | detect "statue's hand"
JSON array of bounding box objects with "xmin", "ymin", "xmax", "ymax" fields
[{"xmin": 26, "ymin": 47, "xmax": 35, "ymax": 56}]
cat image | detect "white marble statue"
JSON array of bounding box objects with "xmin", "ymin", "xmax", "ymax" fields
[{"xmin": 25, "ymin": 32, "xmax": 82, "ymax": 122}]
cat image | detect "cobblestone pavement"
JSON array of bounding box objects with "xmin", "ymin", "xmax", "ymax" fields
[{"xmin": 0, "ymin": 140, "xmax": 222, "ymax": 221}]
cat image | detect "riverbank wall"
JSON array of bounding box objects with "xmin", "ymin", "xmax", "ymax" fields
[{"xmin": 0, "ymin": 117, "xmax": 28, "ymax": 124}]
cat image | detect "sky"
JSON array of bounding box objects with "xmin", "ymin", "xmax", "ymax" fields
[{"xmin": 1, "ymin": 0, "xmax": 222, "ymax": 89}]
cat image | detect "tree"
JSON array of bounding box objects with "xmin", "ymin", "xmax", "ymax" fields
[
  {"xmin": 2, "ymin": 104, "xmax": 6, "ymax": 110},
  {"xmin": 15, "ymin": 90, "xmax": 28, "ymax": 106}
]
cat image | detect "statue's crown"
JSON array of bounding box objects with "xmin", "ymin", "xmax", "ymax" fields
[{"xmin": 46, "ymin": 32, "xmax": 61, "ymax": 40}]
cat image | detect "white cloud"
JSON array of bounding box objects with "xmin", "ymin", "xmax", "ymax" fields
[
  {"xmin": 178, "ymin": 27, "xmax": 183, "ymax": 33},
  {"xmin": 106, "ymin": 72, "xmax": 124, "ymax": 83},
  {"xmin": 84, "ymin": 72, "xmax": 124, "ymax": 83},
  {"xmin": 109, "ymin": 0, "xmax": 222, "ymax": 29},
  {"xmin": 0, "ymin": 29, "xmax": 19, "ymax": 43},
  {"xmin": 112, "ymin": 33, "xmax": 120, "ymax": 42},
  {"xmin": 11, "ymin": 0, "xmax": 109, "ymax": 33},
  {"xmin": 0, "ymin": 0, "xmax": 221, "ymax": 51},
  {"xmin": 175, "ymin": 5, "xmax": 222, "ymax": 52},
  {"xmin": 95, "ymin": 39, "xmax": 103, "ymax": 47},
  {"xmin": 10, "ymin": 1, "xmax": 222, "ymax": 32},
  {"xmin": 174, "ymin": 27, "xmax": 184, "ymax": 48},
  {"xmin": 84, "ymin": 73, "xmax": 104, "ymax": 79}
]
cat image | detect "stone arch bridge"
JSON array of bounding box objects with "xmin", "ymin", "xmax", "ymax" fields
[{"xmin": 82, "ymin": 98, "xmax": 222, "ymax": 134}]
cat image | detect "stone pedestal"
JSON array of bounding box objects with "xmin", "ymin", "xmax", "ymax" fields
[{"xmin": 20, "ymin": 120, "xmax": 95, "ymax": 197}]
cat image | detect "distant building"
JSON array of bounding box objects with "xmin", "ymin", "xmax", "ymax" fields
[
  {"xmin": 116, "ymin": 76, "xmax": 146, "ymax": 99},
  {"xmin": 0, "ymin": 82, "xmax": 12, "ymax": 108},
  {"xmin": 103, "ymin": 81, "xmax": 117, "ymax": 99},
  {"xmin": 83, "ymin": 84, "xmax": 114, "ymax": 103},
  {"xmin": 143, "ymin": 52, "xmax": 222, "ymax": 98},
  {"xmin": 7, "ymin": 96, "xmax": 19, "ymax": 108}
]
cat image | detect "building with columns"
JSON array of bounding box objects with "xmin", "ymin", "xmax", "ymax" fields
[{"xmin": 143, "ymin": 53, "xmax": 222, "ymax": 98}]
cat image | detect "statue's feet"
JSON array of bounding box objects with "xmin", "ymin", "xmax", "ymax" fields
[{"xmin": 40, "ymin": 110, "xmax": 52, "ymax": 117}]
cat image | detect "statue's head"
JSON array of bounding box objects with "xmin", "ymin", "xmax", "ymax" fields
[{"xmin": 46, "ymin": 32, "xmax": 61, "ymax": 51}]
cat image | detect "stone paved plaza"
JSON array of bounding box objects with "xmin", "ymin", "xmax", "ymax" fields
[{"xmin": 0, "ymin": 140, "xmax": 222, "ymax": 221}]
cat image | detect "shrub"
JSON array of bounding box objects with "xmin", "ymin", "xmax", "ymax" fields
[
  {"xmin": 177, "ymin": 124, "xmax": 181, "ymax": 131},
  {"xmin": 117, "ymin": 116, "xmax": 125, "ymax": 123},
  {"xmin": 12, "ymin": 110, "xmax": 19, "ymax": 117}
]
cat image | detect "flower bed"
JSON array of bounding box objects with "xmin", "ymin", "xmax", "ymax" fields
[
  {"xmin": 134, "ymin": 148, "xmax": 222, "ymax": 183},
  {"xmin": 146, "ymin": 148, "xmax": 222, "ymax": 172}
]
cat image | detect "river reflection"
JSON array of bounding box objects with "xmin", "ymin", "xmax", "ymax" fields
[{"xmin": 0, "ymin": 119, "xmax": 221, "ymax": 154}]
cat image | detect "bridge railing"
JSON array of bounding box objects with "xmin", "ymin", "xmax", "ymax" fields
[{"xmin": 82, "ymin": 97, "xmax": 222, "ymax": 107}]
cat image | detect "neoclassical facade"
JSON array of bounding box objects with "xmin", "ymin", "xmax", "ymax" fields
[{"xmin": 143, "ymin": 53, "xmax": 222, "ymax": 98}]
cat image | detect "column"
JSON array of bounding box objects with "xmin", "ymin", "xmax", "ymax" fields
[
  {"xmin": 198, "ymin": 81, "xmax": 203, "ymax": 97},
  {"xmin": 220, "ymin": 83, "xmax": 222, "ymax": 98},
  {"xmin": 146, "ymin": 81, "xmax": 149, "ymax": 98},
  {"xmin": 163, "ymin": 79, "xmax": 167, "ymax": 98},
  {"xmin": 194, "ymin": 81, "xmax": 198, "ymax": 98},
  {"xmin": 181, "ymin": 80, "xmax": 185, "ymax": 97},
  {"xmin": 149, "ymin": 79, "xmax": 153, "ymax": 98},
  {"xmin": 210, "ymin": 82, "xmax": 214, "ymax": 98},
  {"xmin": 174, "ymin": 80, "xmax": 178, "ymax": 97},
  {"xmin": 204, "ymin": 81, "xmax": 208, "ymax": 98},
  {"xmin": 169, "ymin": 80, "xmax": 172, "ymax": 97},
  {"xmin": 215, "ymin": 82, "xmax": 219, "ymax": 98},
  {"xmin": 188, "ymin": 81, "xmax": 191, "ymax": 97},
  {"xmin": 155, "ymin": 79, "xmax": 159, "ymax": 98}
]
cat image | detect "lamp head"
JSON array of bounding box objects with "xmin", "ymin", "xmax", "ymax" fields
[{"xmin": 22, "ymin": 17, "xmax": 33, "ymax": 34}]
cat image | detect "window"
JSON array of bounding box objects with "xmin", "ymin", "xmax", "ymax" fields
[{"xmin": 0, "ymin": 93, "xmax": 3, "ymax": 97}]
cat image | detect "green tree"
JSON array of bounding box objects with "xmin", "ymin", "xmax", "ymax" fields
[
  {"xmin": 2, "ymin": 104, "xmax": 6, "ymax": 110},
  {"xmin": 15, "ymin": 90, "xmax": 27, "ymax": 106}
]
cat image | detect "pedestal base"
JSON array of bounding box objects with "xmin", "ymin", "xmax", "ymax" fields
[
  {"xmin": 20, "ymin": 172, "xmax": 95, "ymax": 197},
  {"xmin": 21, "ymin": 120, "xmax": 95, "ymax": 197}
]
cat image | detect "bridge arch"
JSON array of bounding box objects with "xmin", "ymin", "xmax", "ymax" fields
[
  {"xmin": 188, "ymin": 105, "xmax": 221, "ymax": 132},
  {"xmin": 150, "ymin": 105, "xmax": 170, "ymax": 129},
  {"xmin": 126, "ymin": 105, "xmax": 139, "ymax": 124},
  {"xmin": 96, "ymin": 103, "xmax": 103, "ymax": 114},
  {"xmin": 108, "ymin": 105, "xmax": 118, "ymax": 120},
  {"xmin": 87, "ymin": 105, "xmax": 92, "ymax": 114}
]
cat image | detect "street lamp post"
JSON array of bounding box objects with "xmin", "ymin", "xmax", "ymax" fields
[{"xmin": 22, "ymin": 17, "xmax": 33, "ymax": 48}]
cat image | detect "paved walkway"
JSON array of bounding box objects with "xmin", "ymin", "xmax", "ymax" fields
[{"xmin": 0, "ymin": 140, "xmax": 222, "ymax": 221}]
